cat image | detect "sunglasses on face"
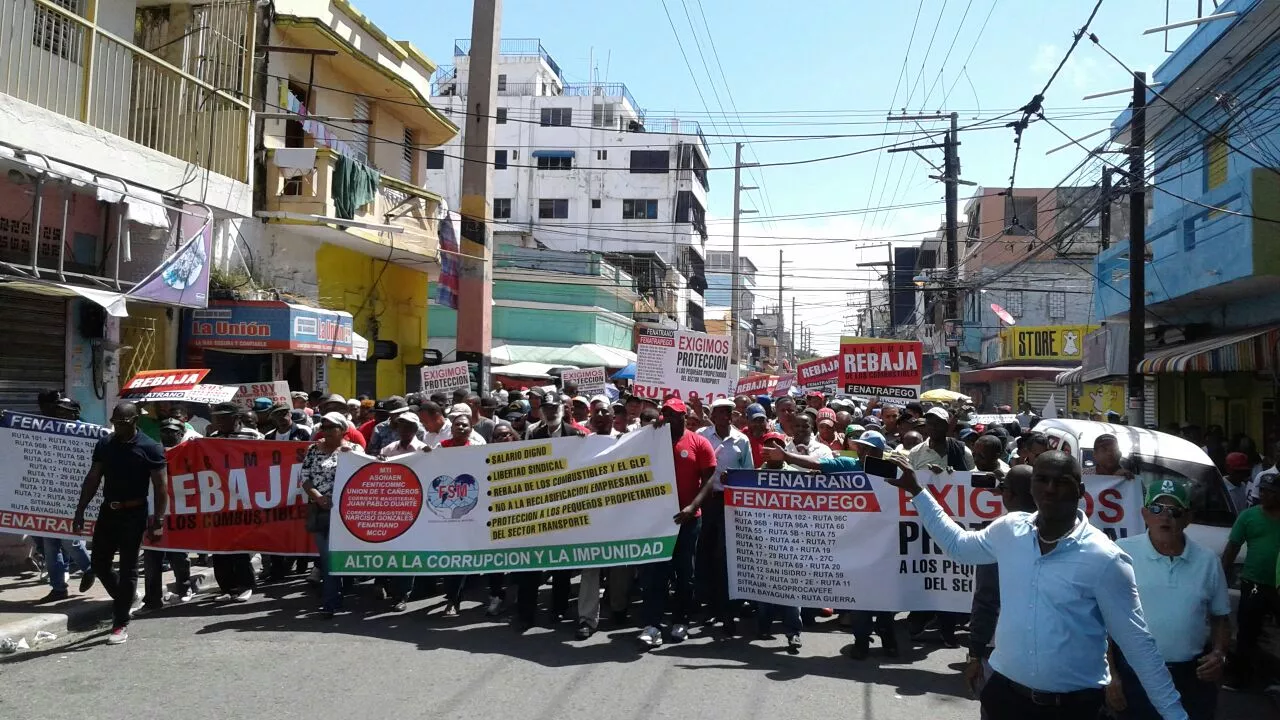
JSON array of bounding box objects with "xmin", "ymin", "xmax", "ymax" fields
[{"xmin": 1147, "ymin": 503, "xmax": 1186, "ymax": 519}]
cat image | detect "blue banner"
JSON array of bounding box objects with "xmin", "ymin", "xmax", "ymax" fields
[{"xmin": 190, "ymin": 301, "xmax": 353, "ymax": 354}]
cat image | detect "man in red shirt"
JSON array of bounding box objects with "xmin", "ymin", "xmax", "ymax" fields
[
  {"xmin": 639, "ymin": 398, "xmax": 716, "ymax": 648},
  {"xmin": 745, "ymin": 403, "xmax": 769, "ymax": 468}
]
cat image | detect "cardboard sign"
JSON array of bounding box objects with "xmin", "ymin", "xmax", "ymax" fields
[
  {"xmin": 798, "ymin": 355, "xmax": 840, "ymax": 393},
  {"xmin": 736, "ymin": 374, "xmax": 777, "ymax": 396},
  {"xmin": 838, "ymin": 338, "xmax": 923, "ymax": 400},
  {"xmin": 420, "ymin": 361, "xmax": 472, "ymax": 395},
  {"xmin": 0, "ymin": 411, "xmax": 110, "ymax": 537},
  {"xmin": 634, "ymin": 326, "xmax": 734, "ymax": 402},
  {"xmin": 560, "ymin": 367, "xmax": 607, "ymax": 398},
  {"xmin": 231, "ymin": 381, "xmax": 291, "ymax": 410},
  {"xmin": 121, "ymin": 369, "xmax": 208, "ymax": 395}
]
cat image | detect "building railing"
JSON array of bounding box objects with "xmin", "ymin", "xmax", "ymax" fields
[
  {"xmin": 453, "ymin": 37, "xmax": 563, "ymax": 81},
  {"xmin": 0, "ymin": 0, "xmax": 252, "ymax": 181},
  {"xmin": 646, "ymin": 118, "xmax": 709, "ymax": 155}
]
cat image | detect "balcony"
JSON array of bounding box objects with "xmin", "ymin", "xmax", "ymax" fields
[
  {"xmin": 1094, "ymin": 168, "xmax": 1280, "ymax": 319},
  {"xmin": 0, "ymin": 0, "xmax": 252, "ymax": 182},
  {"xmin": 262, "ymin": 148, "xmax": 442, "ymax": 265},
  {"xmin": 454, "ymin": 37, "xmax": 563, "ymax": 81}
]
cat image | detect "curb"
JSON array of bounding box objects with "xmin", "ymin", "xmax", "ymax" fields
[{"xmin": 0, "ymin": 567, "xmax": 217, "ymax": 653}]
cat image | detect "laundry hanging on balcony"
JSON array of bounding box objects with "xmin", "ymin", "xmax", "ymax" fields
[
  {"xmin": 282, "ymin": 90, "xmax": 360, "ymax": 161},
  {"xmin": 273, "ymin": 148, "xmax": 318, "ymax": 179},
  {"xmin": 331, "ymin": 155, "xmax": 380, "ymax": 220}
]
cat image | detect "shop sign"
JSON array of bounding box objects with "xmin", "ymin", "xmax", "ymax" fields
[
  {"xmin": 190, "ymin": 301, "xmax": 353, "ymax": 355},
  {"xmin": 1000, "ymin": 325, "xmax": 1096, "ymax": 362}
]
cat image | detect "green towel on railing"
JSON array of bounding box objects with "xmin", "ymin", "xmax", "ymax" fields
[{"xmin": 332, "ymin": 155, "xmax": 380, "ymax": 219}]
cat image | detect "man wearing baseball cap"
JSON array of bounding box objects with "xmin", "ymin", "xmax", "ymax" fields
[
  {"xmin": 1108, "ymin": 480, "xmax": 1229, "ymax": 719},
  {"xmin": 909, "ymin": 406, "xmax": 974, "ymax": 473},
  {"xmin": 638, "ymin": 398, "xmax": 716, "ymax": 648},
  {"xmin": 744, "ymin": 403, "xmax": 770, "ymax": 467},
  {"xmin": 1223, "ymin": 452, "xmax": 1253, "ymax": 514},
  {"xmin": 1222, "ymin": 472, "xmax": 1280, "ymax": 689},
  {"xmin": 696, "ymin": 398, "xmax": 755, "ymax": 637}
]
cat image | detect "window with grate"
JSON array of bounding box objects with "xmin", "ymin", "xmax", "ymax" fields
[
  {"xmin": 33, "ymin": 0, "xmax": 82, "ymax": 62},
  {"xmin": 400, "ymin": 128, "xmax": 416, "ymax": 182},
  {"xmin": 426, "ymin": 150, "xmax": 445, "ymax": 169},
  {"xmin": 497, "ymin": 74, "xmax": 507, "ymax": 92},
  {"xmin": 1048, "ymin": 291, "xmax": 1066, "ymax": 319},
  {"xmin": 630, "ymin": 150, "xmax": 670, "ymax": 173},
  {"xmin": 622, "ymin": 199, "xmax": 659, "ymax": 219},
  {"xmin": 494, "ymin": 150, "xmax": 507, "ymax": 170},
  {"xmin": 540, "ymin": 107, "xmax": 572, "ymax": 127},
  {"xmin": 591, "ymin": 103, "xmax": 616, "ymax": 128},
  {"xmin": 536, "ymin": 155, "xmax": 572, "ymax": 170},
  {"xmin": 1005, "ymin": 291, "xmax": 1024, "ymax": 318},
  {"xmin": 591, "ymin": 199, "xmax": 601, "ymax": 209},
  {"xmin": 493, "ymin": 198, "xmax": 512, "ymax": 219},
  {"xmin": 350, "ymin": 96, "xmax": 371, "ymax": 164},
  {"xmin": 496, "ymin": 108, "xmax": 507, "ymax": 124},
  {"xmin": 538, "ymin": 199, "xmax": 569, "ymax": 219}
]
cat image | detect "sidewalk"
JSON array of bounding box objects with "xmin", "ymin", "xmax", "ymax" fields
[{"xmin": 0, "ymin": 562, "xmax": 217, "ymax": 651}]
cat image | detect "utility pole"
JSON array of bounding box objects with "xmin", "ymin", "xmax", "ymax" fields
[
  {"xmin": 777, "ymin": 248, "xmax": 784, "ymax": 360},
  {"xmin": 456, "ymin": 0, "xmax": 501, "ymax": 392},
  {"xmin": 731, "ymin": 142, "xmax": 758, "ymax": 368},
  {"xmin": 943, "ymin": 112, "xmax": 961, "ymax": 393},
  {"xmin": 1099, "ymin": 168, "xmax": 1112, "ymax": 251},
  {"xmin": 790, "ymin": 298, "xmax": 797, "ymax": 367},
  {"xmin": 1127, "ymin": 72, "xmax": 1147, "ymax": 425}
]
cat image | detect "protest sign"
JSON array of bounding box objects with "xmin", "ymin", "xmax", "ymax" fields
[
  {"xmin": 773, "ymin": 372, "xmax": 796, "ymax": 399},
  {"xmin": 838, "ymin": 337, "xmax": 923, "ymax": 400},
  {"xmin": 327, "ymin": 426, "xmax": 679, "ymax": 575},
  {"xmin": 148, "ymin": 439, "xmax": 315, "ymax": 555},
  {"xmin": 633, "ymin": 326, "xmax": 734, "ymax": 402},
  {"xmin": 231, "ymin": 380, "xmax": 291, "ymax": 410},
  {"xmin": 420, "ymin": 361, "xmax": 472, "ymax": 395},
  {"xmin": 0, "ymin": 411, "xmax": 109, "ymax": 538},
  {"xmin": 736, "ymin": 374, "xmax": 778, "ymax": 396},
  {"xmin": 797, "ymin": 355, "xmax": 840, "ymax": 394},
  {"xmin": 724, "ymin": 469, "xmax": 1143, "ymax": 611},
  {"xmin": 120, "ymin": 369, "xmax": 237, "ymax": 404},
  {"xmin": 560, "ymin": 367, "xmax": 607, "ymax": 397}
]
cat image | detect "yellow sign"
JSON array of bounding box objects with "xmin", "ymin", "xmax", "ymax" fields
[
  {"xmin": 1000, "ymin": 325, "xmax": 1096, "ymax": 361},
  {"xmin": 1069, "ymin": 383, "xmax": 1125, "ymax": 417}
]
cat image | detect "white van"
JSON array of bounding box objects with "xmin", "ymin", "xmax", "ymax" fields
[{"xmin": 1034, "ymin": 419, "xmax": 1238, "ymax": 555}]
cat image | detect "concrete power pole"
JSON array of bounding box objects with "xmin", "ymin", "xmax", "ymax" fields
[
  {"xmin": 455, "ymin": 0, "xmax": 501, "ymax": 392},
  {"xmin": 730, "ymin": 142, "xmax": 758, "ymax": 368},
  {"xmin": 1127, "ymin": 72, "xmax": 1147, "ymax": 425},
  {"xmin": 944, "ymin": 112, "xmax": 961, "ymax": 392}
]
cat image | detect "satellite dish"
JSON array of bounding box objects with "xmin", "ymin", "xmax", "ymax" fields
[{"xmin": 991, "ymin": 303, "xmax": 1016, "ymax": 326}]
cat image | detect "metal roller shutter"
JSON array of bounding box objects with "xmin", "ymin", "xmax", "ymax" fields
[
  {"xmin": 1023, "ymin": 379, "xmax": 1059, "ymax": 416},
  {"xmin": 0, "ymin": 290, "xmax": 66, "ymax": 413}
]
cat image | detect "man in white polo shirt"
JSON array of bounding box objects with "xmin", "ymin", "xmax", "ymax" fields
[
  {"xmin": 1111, "ymin": 480, "xmax": 1230, "ymax": 720},
  {"xmin": 697, "ymin": 397, "xmax": 755, "ymax": 635}
]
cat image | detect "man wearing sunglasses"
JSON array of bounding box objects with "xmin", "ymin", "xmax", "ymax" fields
[{"xmin": 1110, "ymin": 481, "xmax": 1230, "ymax": 720}]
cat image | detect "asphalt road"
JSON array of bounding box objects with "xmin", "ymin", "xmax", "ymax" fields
[{"xmin": 1, "ymin": 579, "xmax": 1273, "ymax": 720}]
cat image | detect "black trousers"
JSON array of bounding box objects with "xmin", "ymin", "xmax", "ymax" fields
[
  {"xmin": 1115, "ymin": 650, "xmax": 1217, "ymax": 720},
  {"xmin": 91, "ymin": 505, "xmax": 148, "ymax": 627},
  {"xmin": 696, "ymin": 493, "xmax": 731, "ymax": 622},
  {"xmin": 979, "ymin": 672, "xmax": 1103, "ymax": 720},
  {"xmin": 212, "ymin": 554, "xmax": 255, "ymax": 593},
  {"xmin": 142, "ymin": 550, "xmax": 190, "ymax": 605},
  {"xmin": 514, "ymin": 571, "xmax": 572, "ymax": 623},
  {"xmin": 1232, "ymin": 580, "xmax": 1280, "ymax": 686}
]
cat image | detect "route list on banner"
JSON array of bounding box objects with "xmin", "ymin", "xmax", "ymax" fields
[{"xmin": 0, "ymin": 411, "xmax": 109, "ymax": 537}]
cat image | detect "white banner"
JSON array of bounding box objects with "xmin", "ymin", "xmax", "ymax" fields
[
  {"xmin": 231, "ymin": 380, "xmax": 291, "ymax": 409},
  {"xmin": 420, "ymin": 361, "xmax": 472, "ymax": 395},
  {"xmin": 560, "ymin": 367, "xmax": 607, "ymax": 397},
  {"xmin": 126, "ymin": 384, "xmax": 238, "ymax": 404},
  {"xmin": 725, "ymin": 469, "xmax": 1143, "ymax": 611},
  {"xmin": 327, "ymin": 426, "xmax": 680, "ymax": 574},
  {"xmin": 0, "ymin": 411, "xmax": 109, "ymax": 539},
  {"xmin": 633, "ymin": 326, "xmax": 734, "ymax": 403}
]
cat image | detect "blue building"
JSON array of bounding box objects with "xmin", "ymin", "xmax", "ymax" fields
[{"xmin": 1093, "ymin": 0, "xmax": 1280, "ymax": 441}]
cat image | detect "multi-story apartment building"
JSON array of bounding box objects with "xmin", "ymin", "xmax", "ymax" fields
[
  {"xmin": 705, "ymin": 250, "xmax": 756, "ymax": 369},
  {"xmin": 427, "ymin": 38, "xmax": 711, "ymax": 331}
]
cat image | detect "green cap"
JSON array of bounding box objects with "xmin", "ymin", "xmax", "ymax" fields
[{"xmin": 1145, "ymin": 478, "xmax": 1190, "ymax": 509}]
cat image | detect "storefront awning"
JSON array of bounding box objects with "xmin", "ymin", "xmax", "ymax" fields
[
  {"xmin": 960, "ymin": 365, "xmax": 1072, "ymax": 384},
  {"xmin": 530, "ymin": 150, "xmax": 576, "ymax": 159},
  {"xmin": 190, "ymin": 300, "xmax": 354, "ymax": 355},
  {"xmin": 1056, "ymin": 366, "xmax": 1084, "ymax": 386},
  {"xmin": 1138, "ymin": 326, "xmax": 1280, "ymax": 374},
  {"xmin": 492, "ymin": 343, "xmax": 636, "ymax": 369}
]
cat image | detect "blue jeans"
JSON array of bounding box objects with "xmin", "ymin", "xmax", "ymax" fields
[
  {"xmin": 756, "ymin": 603, "xmax": 802, "ymax": 637},
  {"xmin": 642, "ymin": 518, "xmax": 700, "ymax": 628},
  {"xmin": 312, "ymin": 530, "xmax": 343, "ymax": 611},
  {"xmin": 41, "ymin": 536, "xmax": 92, "ymax": 592}
]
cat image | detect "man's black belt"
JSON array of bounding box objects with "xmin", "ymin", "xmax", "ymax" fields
[
  {"xmin": 102, "ymin": 498, "xmax": 147, "ymax": 510},
  {"xmin": 993, "ymin": 673, "xmax": 1104, "ymax": 707}
]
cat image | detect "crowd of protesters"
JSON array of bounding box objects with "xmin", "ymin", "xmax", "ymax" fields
[{"xmin": 16, "ymin": 381, "xmax": 1280, "ymax": 719}]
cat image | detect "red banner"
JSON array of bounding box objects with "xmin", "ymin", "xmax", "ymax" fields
[
  {"xmin": 736, "ymin": 373, "xmax": 778, "ymax": 396},
  {"xmin": 797, "ymin": 355, "xmax": 840, "ymax": 391},
  {"xmin": 838, "ymin": 337, "xmax": 923, "ymax": 400},
  {"xmin": 147, "ymin": 439, "xmax": 316, "ymax": 555}
]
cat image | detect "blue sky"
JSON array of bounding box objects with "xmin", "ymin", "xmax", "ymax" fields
[{"xmin": 361, "ymin": 0, "xmax": 1193, "ymax": 352}]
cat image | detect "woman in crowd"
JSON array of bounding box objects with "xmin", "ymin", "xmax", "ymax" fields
[{"xmin": 300, "ymin": 412, "xmax": 354, "ymax": 618}]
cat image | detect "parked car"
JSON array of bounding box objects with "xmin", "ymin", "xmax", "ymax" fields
[{"xmin": 1034, "ymin": 419, "xmax": 1237, "ymax": 555}]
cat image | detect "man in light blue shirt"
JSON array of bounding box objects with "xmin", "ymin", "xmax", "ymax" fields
[
  {"xmin": 698, "ymin": 398, "xmax": 757, "ymax": 637},
  {"xmin": 885, "ymin": 450, "xmax": 1186, "ymax": 720},
  {"xmin": 1112, "ymin": 480, "xmax": 1230, "ymax": 720}
]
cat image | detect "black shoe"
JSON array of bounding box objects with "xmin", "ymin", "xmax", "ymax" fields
[
  {"xmin": 941, "ymin": 633, "xmax": 960, "ymax": 649},
  {"xmin": 392, "ymin": 599, "xmax": 408, "ymax": 613},
  {"xmin": 723, "ymin": 617, "xmax": 739, "ymax": 636},
  {"xmin": 787, "ymin": 635, "xmax": 802, "ymax": 654},
  {"xmin": 38, "ymin": 589, "xmax": 68, "ymax": 603},
  {"xmin": 575, "ymin": 621, "xmax": 595, "ymax": 640},
  {"xmin": 882, "ymin": 639, "xmax": 901, "ymax": 658},
  {"xmin": 512, "ymin": 618, "xmax": 534, "ymax": 634},
  {"xmin": 317, "ymin": 608, "xmax": 336, "ymax": 619},
  {"xmin": 78, "ymin": 572, "xmax": 95, "ymax": 593},
  {"xmin": 848, "ymin": 637, "xmax": 870, "ymax": 660}
]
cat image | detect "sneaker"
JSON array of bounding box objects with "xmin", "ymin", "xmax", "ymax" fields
[
  {"xmin": 214, "ymin": 593, "xmax": 233, "ymax": 602},
  {"xmin": 162, "ymin": 591, "xmax": 177, "ymax": 604},
  {"xmin": 392, "ymin": 599, "xmax": 408, "ymax": 613},
  {"xmin": 178, "ymin": 587, "xmax": 195, "ymax": 603},
  {"xmin": 638, "ymin": 625, "xmax": 663, "ymax": 648},
  {"xmin": 38, "ymin": 589, "xmax": 69, "ymax": 603},
  {"xmin": 670, "ymin": 623, "xmax": 689, "ymax": 642},
  {"xmin": 134, "ymin": 601, "xmax": 163, "ymax": 615},
  {"xmin": 816, "ymin": 608, "xmax": 834, "ymax": 618},
  {"xmin": 575, "ymin": 621, "xmax": 595, "ymax": 640},
  {"xmin": 233, "ymin": 589, "xmax": 253, "ymax": 603},
  {"xmin": 486, "ymin": 595, "xmax": 503, "ymax": 617},
  {"xmin": 787, "ymin": 635, "xmax": 803, "ymax": 654},
  {"xmin": 78, "ymin": 572, "xmax": 95, "ymax": 593},
  {"xmin": 443, "ymin": 604, "xmax": 460, "ymax": 618},
  {"xmin": 106, "ymin": 626, "xmax": 128, "ymax": 645}
]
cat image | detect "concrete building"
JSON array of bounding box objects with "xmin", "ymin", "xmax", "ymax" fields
[
  {"xmin": 0, "ymin": 0, "xmax": 258, "ymax": 420},
  {"xmin": 1094, "ymin": 0, "xmax": 1280, "ymax": 439},
  {"xmin": 187, "ymin": 0, "xmax": 458, "ymax": 398},
  {"xmin": 427, "ymin": 38, "xmax": 711, "ymax": 330},
  {"xmin": 704, "ymin": 250, "xmax": 757, "ymax": 370}
]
